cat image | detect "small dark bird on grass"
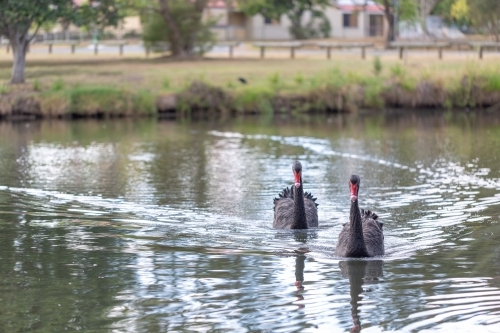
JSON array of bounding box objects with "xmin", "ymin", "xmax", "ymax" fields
[{"xmin": 238, "ymin": 77, "xmax": 247, "ymax": 84}]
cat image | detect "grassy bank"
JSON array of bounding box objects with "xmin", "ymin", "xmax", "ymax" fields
[{"xmin": 1, "ymin": 54, "xmax": 500, "ymax": 117}]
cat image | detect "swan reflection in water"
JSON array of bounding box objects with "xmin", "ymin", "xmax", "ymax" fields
[
  {"xmin": 339, "ymin": 259, "xmax": 384, "ymax": 332},
  {"xmin": 291, "ymin": 231, "xmax": 314, "ymax": 308},
  {"xmin": 274, "ymin": 230, "xmax": 316, "ymax": 307}
]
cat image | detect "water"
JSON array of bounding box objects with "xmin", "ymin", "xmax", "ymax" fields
[{"xmin": 0, "ymin": 112, "xmax": 499, "ymax": 332}]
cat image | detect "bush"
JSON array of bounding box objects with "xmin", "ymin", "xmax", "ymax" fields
[{"xmin": 142, "ymin": 1, "xmax": 217, "ymax": 56}]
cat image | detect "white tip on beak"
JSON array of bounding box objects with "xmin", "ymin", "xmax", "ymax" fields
[
  {"xmin": 294, "ymin": 182, "xmax": 301, "ymax": 188},
  {"xmin": 351, "ymin": 195, "xmax": 358, "ymax": 202}
]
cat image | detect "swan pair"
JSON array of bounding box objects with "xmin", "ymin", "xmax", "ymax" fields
[{"xmin": 273, "ymin": 161, "xmax": 384, "ymax": 258}]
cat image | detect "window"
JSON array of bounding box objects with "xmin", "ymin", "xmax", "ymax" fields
[
  {"xmin": 343, "ymin": 13, "xmax": 358, "ymax": 28},
  {"xmin": 264, "ymin": 16, "xmax": 280, "ymax": 25}
]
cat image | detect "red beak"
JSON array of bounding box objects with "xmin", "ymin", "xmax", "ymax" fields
[
  {"xmin": 350, "ymin": 183, "xmax": 358, "ymax": 202},
  {"xmin": 294, "ymin": 171, "xmax": 301, "ymax": 188}
]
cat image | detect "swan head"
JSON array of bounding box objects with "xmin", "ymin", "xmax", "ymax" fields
[
  {"xmin": 292, "ymin": 161, "xmax": 302, "ymax": 188},
  {"xmin": 349, "ymin": 174, "xmax": 360, "ymax": 202}
]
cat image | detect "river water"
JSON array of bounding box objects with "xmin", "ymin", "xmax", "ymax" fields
[{"xmin": 0, "ymin": 112, "xmax": 499, "ymax": 332}]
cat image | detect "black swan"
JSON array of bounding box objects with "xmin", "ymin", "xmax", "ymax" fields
[
  {"xmin": 335, "ymin": 175, "xmax": 384, "ymax": 257},
  {"xmin": 273, "ymin": 161, "xmax": 318, "ymax": 229}
]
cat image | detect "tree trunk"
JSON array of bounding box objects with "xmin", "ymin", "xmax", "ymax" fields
[
  {"xmin": 419, "ymin": 0, "xmax": 440, "ymax": 37},
  {"xmin": 9, "ymin": 34, "xmax": 28, "ymax": 84},
  {"xmin": 158, "ymin": 0, "xmax": 186, "ymax": 57},
  {"xmin": 288, "ymin": 8, "xmax": 306, "ymax": 40},
  {"xmin": 383, "ymin": 0, "xmax": 395, "ymax": 49}
]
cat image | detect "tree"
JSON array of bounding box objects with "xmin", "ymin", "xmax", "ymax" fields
[
  {"xmin": 239, "ymin": 0, "xmax": 332, "ymax": 40},
  {"xmin": 450, "ymin": 0, "xmax": 469, "ymax": 23},
  {"xmin": 0, "ymin": 0, "xmax": 123, "ymax": 84},
  {"xmin": 129, "ymin": 0, "xmax": 212, "ymax": 57},
  {"xmin": 141, "ymin": 2, "xmax": 216, "ymax": 56},
  {"xmin": 0, "ymin": 0, "xmax": 74, "ymax": 84},
  {"xmin": 158, "ymin": 0, "xmax": 210, "ymax": 56},
  {"xmin": 375, "ymin": 0, "xmax": 396, "ymax": 48},
  {"xmin": 418, "ymin": 0, "xmax": 442, "ymax": 34},
  {"xmin": 468, "ymin": 0, "xmax": 500, "ymax": 41},
  {"xmin": 76, "ymin": 0, "xmax": 124, "ymax": 39}
]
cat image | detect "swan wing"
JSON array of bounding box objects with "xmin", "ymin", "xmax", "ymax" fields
[{"xmin": 361, "ymin": 209, "xmax": 384, "ymax": 256}]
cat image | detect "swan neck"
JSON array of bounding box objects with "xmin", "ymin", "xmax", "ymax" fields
[
  {"xmin": 292, "ymin": 183, "xmax": 307, "ymax": 229},
  {"xmin": 347, "ymin": 199, "xmax": 368, "ymax": 257}
]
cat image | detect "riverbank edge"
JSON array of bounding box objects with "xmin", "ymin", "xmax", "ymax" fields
[{"xmin": 1, "ymin": 76, "xmax": 500, "ymax": 119}]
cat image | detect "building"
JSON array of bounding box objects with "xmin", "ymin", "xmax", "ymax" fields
[
  {"xmin": 38, "ymin": 0, "xmax": 387, "ymax": 42},
  {"xmin": 206, "ymin": 0, "xmax": 387, "ymax": 41}
]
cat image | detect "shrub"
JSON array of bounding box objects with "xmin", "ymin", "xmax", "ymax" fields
[{"xmin": 142, "ymin": 1, "xmax": 217, "ymax": 56}]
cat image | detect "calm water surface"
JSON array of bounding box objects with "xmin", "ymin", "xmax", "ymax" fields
[{"xmin": 0, "ymin": 112, "xmax": 499, "ymax": 332}]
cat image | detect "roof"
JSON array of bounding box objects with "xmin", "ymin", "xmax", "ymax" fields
[
  {"xmin": 338, "ymin": 0, "xmax": 384, "ymax": 13},
  {"xmin": 207, "ymin": 0, "xmax": 236, "ymax": 9}
]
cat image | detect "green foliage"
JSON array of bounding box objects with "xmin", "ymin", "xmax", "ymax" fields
[
  {"xmin": 142, "ymin": 1, "xmax": 216, "ymax": 56},
  {"xmin": 325, "ymin": 67, "xmax": 347, "ymax": 89},
  {"xmin": 451, "ymin": 0, "xmax": 469, "ymax": 21},
  {"xmin": 40, "ymin": 85, "xmax": 156, "ymax": 117},
  {"xmin": 390, "ymin": 63, "xmax": 405, "ymax": 78},
  {"xmin": 33, "ymin": 78, "xmax": 41, "ymax": 91},
  {"xmin": 483, "ymin": 73, "xmax": 500, "ymax": 92},
  {"xmin": 294, "ymin": 73, "xmax": 304, "ymax": 85},
  {"xmin": 162, "ymin": 77, "xmax": 171, "ymax": 89},
  {"xmin": 373, "ymin": 56, "xmax": 383, "ymax": 76},
  {"xmin": 69, "ymin": 86, "xmax": 154, "ymax": 116},
  {"xmin": 389, "ymin": 63, "xmax": 416, "ymax": 91},
  {"xmin": 433, "ymin": 0, "xmax": 471, "ymax": 26},
  {"xmin": 268, "ymin": 71, "xmax": 281, "ymax": 89},
  {"xmin": 239, "ymin": 0, "xmax": 332, "ymax": 39},
  {"xmin": 0, "ymin": 84, "xmax": 10, "ymax": 95},
  {"xmin": 52, "ymin": 78, "xmax": 65, "ymax": 91},
  {"xmin": 398, "ymin": 0, "xmax": 419, "ymax": 22},
  {"xmin": 0, "ymin": 0, "xmax": 124, "ymax": 83},
  {"xmin": 364, "ymin": 80, "xmax": 385, "ymax": 108},
  {"xmin": 76, "ymin": 0, "xmax": 124, "ymax": 32},
  {"xmin": 468, "ymin": 0, "xmax": 500, "ymax": 41},
  {"xmin": 234, "ymin": 86, "xmax": 274, "ymax": 114}
]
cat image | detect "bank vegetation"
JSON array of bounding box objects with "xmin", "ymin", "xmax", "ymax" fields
[{"xmin": 1, "ymin": 57, "xmax": 500, "ymax": 119}]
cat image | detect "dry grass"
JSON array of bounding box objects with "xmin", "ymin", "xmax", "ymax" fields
[{"xmin": 0, "ymin": 49, "xmax": 499, "ymax": 93}]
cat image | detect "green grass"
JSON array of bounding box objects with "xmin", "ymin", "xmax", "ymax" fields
[
  {"xmin": 52, "ymin": 78, "xmax": 65, "ymax": 91},
  {"xmin": 0, "ymin": 84, "xmax": 10, "ymax": 95},
  {"xmin": 33, "ymin": 78, "xmax": 41, "ymax": 91},
  {"xmin": 39, "ymin": 86, "xmax": 156, "ymax": 117},
  {"xmin": 1, "ymin": 55, "xmax": 500, "ymax": 116}
]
